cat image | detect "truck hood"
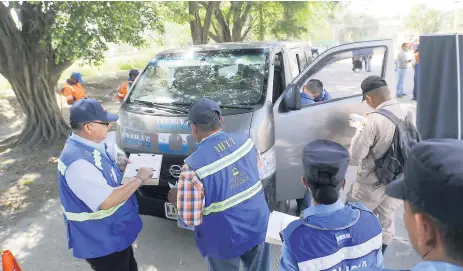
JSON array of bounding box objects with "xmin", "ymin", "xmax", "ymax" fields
[{"xmin": 116, "ymin": 107, "xmax": 253, "ymax": 156}]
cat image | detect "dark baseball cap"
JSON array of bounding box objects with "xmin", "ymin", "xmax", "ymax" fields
[
  {"xmin": 361, "ymin": 75, "xmax": 388, "ymax": 101},
  {"xmin": 188, "ymin": 98, "xmax": 222, "ymax": 124},
  {"xmin": 70, "ymin": 98, "xmax": 119, "ymax": 123},
  {"xmin": 129, "ymin": 69, "xmax": 139, "ymax": 76},
  {"xmin": 302, "ymin": 139, "xmax": 350, "ymax": 186},
  {"xmin": 386, "ymin": 138, "xmax": 463, "ymax": 227}
]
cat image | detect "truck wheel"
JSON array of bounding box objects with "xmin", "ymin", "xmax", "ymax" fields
[{"xmin": 276, "ymin": 200, "xmax": 290, "ymax": 213}]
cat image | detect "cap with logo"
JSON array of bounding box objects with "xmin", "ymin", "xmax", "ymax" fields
[
  {"xmin": 188, "ymin": 98, "xmax": 222, "ymax": 125},
  {"xmin": 361, "ymin": 75, "xmax": 388, "ymax": 101},
  {"xmin": 386, "ymin": 138, "xmax": 463, "ymax": 227},
  {"xmin": 70, "ymin": 98, "xmax": 119, "ymax": 123},
  {"xmin": 302, "ymin": 139, "xmax": 350, "ymax": 186},
  {"xmin": 71, "ymin": 72, "xmax": 83, "ymax": 83}
]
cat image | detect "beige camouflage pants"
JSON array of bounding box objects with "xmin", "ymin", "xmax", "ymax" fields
[{"xmin": 346, "ymin": 181, "xmax": 402, "ymax": 245}]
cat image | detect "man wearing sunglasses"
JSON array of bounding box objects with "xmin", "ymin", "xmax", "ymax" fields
[
  {"xmin": 57, "ymin": 98, "xmax": 153, "ymax": 271},
  {"xmin": 168, "ymin": 98, "xmax": 271, "ymax": 271}
]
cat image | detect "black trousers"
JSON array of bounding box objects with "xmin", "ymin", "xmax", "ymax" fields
[{"xmin": 86, "ymin": 246, "xmax": 138, "ymax": 271}]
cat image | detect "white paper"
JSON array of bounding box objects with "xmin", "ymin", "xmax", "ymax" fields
[
  {"xmin": 349, "ymin": 113, "xmax": 367, "ymax": 130},
  {"xmin": 123, "ymin": 153, "xmax": 163, "ymax": 180},
  {"xmin": 265, "ymin": 211, "xmax": 299, "ymax": 246}
]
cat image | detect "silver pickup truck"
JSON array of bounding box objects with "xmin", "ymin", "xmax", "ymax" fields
[{"xmin": 113, "ymin": 40, "xmax": 395, "ymax": 221}]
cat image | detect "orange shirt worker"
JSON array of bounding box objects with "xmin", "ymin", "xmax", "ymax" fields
[
  {"xmin": 61, "ymin": 72, "xmax": 86, "ymax": 105},
  {"xmin": 116, "ymin": 69, "xmax": 139, "ymax": 101}
]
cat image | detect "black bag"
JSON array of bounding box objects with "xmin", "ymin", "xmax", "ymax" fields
[{"xmin": 373, "ymin": 108, "xmax": 421, "ymax": 185}]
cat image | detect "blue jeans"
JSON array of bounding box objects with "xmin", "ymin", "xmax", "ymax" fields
[
  {"xmin": 396, "ymin": 68, "xmax": 407, "ymax": 96},
  {"xmin": 207, "ymin": 243, "xmax": 271, "ymax": 271}
]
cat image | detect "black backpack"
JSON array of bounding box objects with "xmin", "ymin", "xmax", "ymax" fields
[{"xmin": 373, "ymin": 108, "xmax": 421, "ymax": 186}]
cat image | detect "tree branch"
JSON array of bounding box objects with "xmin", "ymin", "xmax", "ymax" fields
[
  {"xmin": 201, "ymin": 1, "xmax": 217, "ymax": 42},
  {"xmin": 240, "ymin": 2, "xmax": 253, "ymax": 23},
  {"xmin": 208, "ymin": 32, "xmax": 222, "ymax": 43},
  {"xmin": 241, "ymin": 20, "xmax": 255, "ymax": 41}
]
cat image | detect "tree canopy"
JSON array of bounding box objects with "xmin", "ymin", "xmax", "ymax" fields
[{"xmin": 0, "ymin": 1, "xmax": 164, "ymax": 145}]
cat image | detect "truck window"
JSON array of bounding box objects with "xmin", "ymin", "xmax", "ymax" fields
[
  {"xmin": 303, "ymin": 46, "xmax": 386, "ymax": 101},
  {"xmin": 289, "ymin": 48, "xmax": 301, "ymax": 79},
  {"xmin": 297, "ymin": 53, "xmax": 307, "ymax": 70},
  {"xmin": 127, "ymin": 49, "xmax": 270, "ymax": 106},
  {"xmin": 272, "ymin": 53, "xmax": 286, "ymax": 104}
]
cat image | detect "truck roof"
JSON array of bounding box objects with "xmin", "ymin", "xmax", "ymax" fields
[{"xmin": 157, "ymin": 41, "xmax": 311, "ymax": 55}]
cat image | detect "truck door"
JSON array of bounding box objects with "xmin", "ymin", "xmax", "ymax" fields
[{"xmin": 273, "ymin": 40, "xmax": 395, "ymax": 202}]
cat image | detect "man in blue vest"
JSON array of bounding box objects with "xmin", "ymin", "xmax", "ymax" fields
[
  {"xmin": 57, "ymin": 98, "xmax": 153, "ymax": 271},
  {"xmin": 167, "ymin": 98, "xmax": 271, "ymax": 271},
  {"xmin": 278, "ymin": 139, "xmax": 384, "ymax": 271},
  {"xmin": 357, "ymin": 139, "xmax": 463, "ymax": 271},
  {"xmin": 300, "ymin": 79, "xmax": 332, "ymax": 106}
]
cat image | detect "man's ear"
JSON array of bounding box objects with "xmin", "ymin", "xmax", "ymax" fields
[
  {"xmin": 415, "ymin": 212, "xmax": 437, "ymax": 249},
  {"xmin": 342, "ymin": 179, "xmax": 347, "ymax": 190},
  {"xmin": 301, "ymin": 176, "xmax": 306, "ymax": 187}
]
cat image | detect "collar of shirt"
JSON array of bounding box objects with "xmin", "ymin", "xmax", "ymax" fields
[
  {"xmin": 412, "ymin": 261, "xmax": 463, "ymax": 271},
  {"xmin": 71, "ymin": 133, "xmax": 107, "ymax": 156},
  {"xmin": 375, "ymin": 99, "xmax": 399, "ymax": 110},
  {"xmin": 303, "ymin": 199, "xmax": 344, "ymax": 218},
  {"xmin": 199, "ymin": 131, "xmax": 224, "ymax": 145},
  {"xmin": 301, "ymin": 92, "xmax": 314, "ymax": 101}
]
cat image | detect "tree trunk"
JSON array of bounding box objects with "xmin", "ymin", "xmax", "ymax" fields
[
  {"xmin": 188, "ymin": 1, "xmax": 217, "ymax": 45},
  {"xmin": 0, "ymin": 2, "xmax": 70, "ymax": 146},
  {"xmin": 2, "ymin": 57, "xmax": 70, "ymax": 146}
]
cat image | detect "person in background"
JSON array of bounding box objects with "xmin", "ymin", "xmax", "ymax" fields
[
  {"xmin": 300, "ymin": 79, "xmax": 332, "ymax": 105},
  {"xmin": 396, "ymin": 43, "xmax": 412, "ymax": 97},
  {"xmin": 357, "ymin": 139, "xmax": 463, "ymax": 271},
  {"xmin": 116, "ymin": 69, "xmax": 139, "ymax": 102},
  {"xmin": 278, "ymin": 139, "xmax": 384, "ymax": 271},
  {"xmin": 57, "ymin": 98, "xmax": 153, "ymax": 271},
  {"xmin": 348, "ymin": 76, "xmax": 411, "ymax": 255},
  {"xmin": 412, "ymin": 47, "xmax": 419, "ymax": 101},
  {"xmin": 61, "ymin": 72, "xmax": 86, "ymax": 105},
  {"xmin": 167, "ymin": 98, "xmax": 271, "ymax": 271}
]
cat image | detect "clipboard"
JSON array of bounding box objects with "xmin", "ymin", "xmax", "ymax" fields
[
  {"xmin": 265, "ymin": 211, "xmax": 299, "ymax": 245},
  {"xmin": 122, "ymin": 153, "xmax": 163, "ymax": 185}
]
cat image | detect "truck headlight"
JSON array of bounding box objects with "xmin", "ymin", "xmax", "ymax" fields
[{"xmin": 259, "ymin": 146, "xmax": 276, "ymax": 180}]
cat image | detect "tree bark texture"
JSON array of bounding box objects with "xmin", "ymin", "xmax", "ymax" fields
[
  {"xmin": 0, "ymin": 3, "xmax": 71, "ymax": 146},
  {"xmin": 210, "ymin": 2, "xmax": 254, "ymax": 43},
  {"xmin": 188, "ymin": 1, "xmax": 217, "ymax": 45}
]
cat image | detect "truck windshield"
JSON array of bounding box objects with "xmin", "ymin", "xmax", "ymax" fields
[{"xmin": 127, "ymin": 49, "xmax": 269, "ymax": 106}]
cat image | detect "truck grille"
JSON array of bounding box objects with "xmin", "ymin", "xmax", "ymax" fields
[{"xmin": 139, "ymin": 154, "xmax": 186, "ymax": 200}]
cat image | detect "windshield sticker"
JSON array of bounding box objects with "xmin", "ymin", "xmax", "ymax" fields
[
  {"xmin": 156, "ymin": 119, "xmax": 190, "ymax": 132},
  {"xmin": 157, "ymin": 133, "xmax": 197, "ymax": 154},
  {"xmin": 122, "ymin": 130, "xmax": 152, "ymax": 148}
]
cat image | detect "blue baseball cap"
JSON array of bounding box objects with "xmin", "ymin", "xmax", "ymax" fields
[
  {"xmin": 188, "ymin": 98, "xmax": 222, "ymax": 124},
  {"xmin": 70, "ymin": 98, "xmax": 119, "ymax": 123},
  {"xmin": 302, "ymin": 139, "xmax": 349, "ymax": 186},
  {"xmin": 386, "ymin": 138, "xmax": 463, "ymax": 227},
  {"xmin": 71, "ymin": 72, "xmax": 83, "ymax": 83}
]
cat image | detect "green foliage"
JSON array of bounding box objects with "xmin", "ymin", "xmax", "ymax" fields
[
  {"xmin": 404, "ymin": 4, "xmax": 443, "ymax": 34},
  {"xmin": 9, "ymin": 1, "xmax": 165, "ymax": 67}
]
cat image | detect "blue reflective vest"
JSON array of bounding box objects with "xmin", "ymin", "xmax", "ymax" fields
[
  {"xmin": 185, "ymin": 132, "xmax": 270, "ymax": 260},
  {"xmin": 57, "ymin": 137, "xmax": 142, "ymax": 259},
  {"xmin": 280, "ymin": 202, "xmax": 383, "ymax": 271}
]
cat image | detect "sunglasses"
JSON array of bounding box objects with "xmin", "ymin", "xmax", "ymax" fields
[{"xmin": 85, "ymin": 121, "xmax": 110, "ymax": 126}]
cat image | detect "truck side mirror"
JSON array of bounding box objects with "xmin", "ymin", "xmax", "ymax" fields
[{"xmin": 282, "ymin": 84, "xmax": 301, "ymax": 111}]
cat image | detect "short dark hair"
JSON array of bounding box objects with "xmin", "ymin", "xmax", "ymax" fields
[
  {"xmin": 410, "ymin": 202, "xmax": 463, "ymax": 261},
  {"xmin": 193, "ymin": 112, "xmax": 222, "ymax": 132},
  {"xmin": 402, "ymin": 43, "xmax": 408, "ymax": 48},
  {"xmin": 70, "ymin": 121, "xmax": 84, "ymax": 131},
  {"xmin": 305, "ymin": 79, "xmax": 323, "ymax": 95}
]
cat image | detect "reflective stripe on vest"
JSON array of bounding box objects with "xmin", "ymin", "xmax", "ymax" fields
[
  {"xmin": 195, "ymin": 138, "xmax": 254, "ymax": 179},
  {"xmin": 58, "ymin": 159, "xmax": 67, "ymax": 175},
  {"xmin": 93, "ymin": 150, "xmax": 103, "ymax": 170},
  {"xmin": 203, "ymin": 181, "xmax": 263, "ymax": 216},
  {"xmin": 297, "ymin": 233, "xmax": 382, "ymax": 271},
  {"xmin": 61, "ymin": 201, "xmax": 126, "ymax": 222}
]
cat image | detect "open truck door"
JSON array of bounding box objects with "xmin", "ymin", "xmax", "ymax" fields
[{"xmin": 272, "ymin": 40, "xmax": 395, "ymax": 207}]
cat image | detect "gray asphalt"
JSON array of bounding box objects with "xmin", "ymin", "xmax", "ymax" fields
[{"xmin": 0, "ymin": 64, "xmax": 420, "ymax": 271}]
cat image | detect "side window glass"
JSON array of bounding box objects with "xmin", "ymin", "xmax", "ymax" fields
[
  {"xmin": 297, "ymin": 53, "xmax": 307, "ymax": 70},
  {"xmin": 289, "ymin": 49, "xmax": 300, "ymax": 79},
  {"xmin": 301, "ymin": 46, "xmax": 386, "ymax": 102}
]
